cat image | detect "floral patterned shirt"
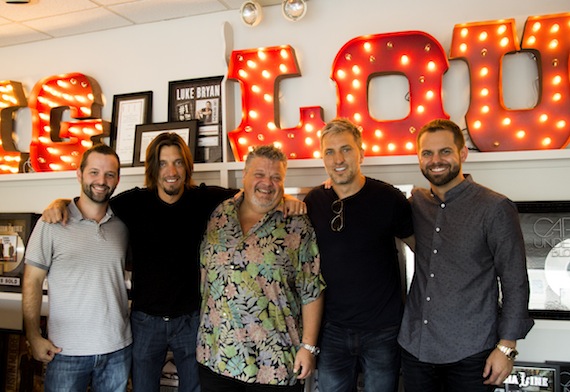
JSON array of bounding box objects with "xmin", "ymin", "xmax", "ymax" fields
[{"xmin": 197, "ymin": 196, "xmax": 326, "ymax": 386}]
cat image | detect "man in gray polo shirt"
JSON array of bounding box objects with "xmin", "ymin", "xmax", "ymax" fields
[{"xmin": 22, "ymin": 144, "xmax": 132, "ymax": 391}]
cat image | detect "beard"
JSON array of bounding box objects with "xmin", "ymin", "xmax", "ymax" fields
[
  {"xmin": 162, "ymin": 183, "xmax": 183, "ymax": 196},
  {"xmin": 421, "ymin": 163, "xmax": 461, "ymax": 186},
  {"xmin": 328, "ymin": 167, "xmax": 357, "ymax": 186},
  {"xmin": 251, "ymin": 187, "xmax": 282, "ymax": 210},
  {"xmin": 82, "ymin": 183, "xmax": 114, "ymax": 204}
]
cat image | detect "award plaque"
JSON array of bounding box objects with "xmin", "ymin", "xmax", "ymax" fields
[{"xmin": 0, "ymin": 213, "xmax": 40, "ymax": 293}]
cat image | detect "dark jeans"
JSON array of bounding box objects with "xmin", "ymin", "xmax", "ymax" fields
[
  {"xmin": 198, "ymin": 365, "xmax": 304, "ymax": 392},
  {"xmin": 401, "ymin": 347, "xmax": 495, "ymax": 392},
  {"xmin": 45, "ymin": 345, "xmax": 132, "ymax": 392},
  {"xmin": 316, "ymin": 322, "xmax": 400, "ymax": 392},
  {"xmin": 131, "ymin": 310, "xmax": 200, "ymax": 392}
]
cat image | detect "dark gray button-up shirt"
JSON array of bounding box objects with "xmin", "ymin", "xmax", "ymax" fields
[{"xmin": 398, "ymin": 175, "xmax": 534, "ymax": 364}]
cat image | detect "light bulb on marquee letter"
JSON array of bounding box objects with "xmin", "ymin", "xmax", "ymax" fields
[
  {"xmin": 332, "ymin": 31, "xmax": 449, "ymax": 156},
  {"xmin": 450, "ymin": 14, "xmax": 570, "ymax": 151},
  {"xmin": 0, "ymin": 81, "xmax": 28, "ymax": 174},
  {"xmin": 228, "ymin": 45, "xmax": 325, "ymax": 161},
  {"xmin": 28, "ymin": 73, "xmax": 109, "ymax": 172}
]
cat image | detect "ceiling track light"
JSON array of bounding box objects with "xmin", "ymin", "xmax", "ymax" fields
[
  {"xmin": 240, "ymin": 1, "xmax": 263, "ymax": 27},
  {"xmin": 282, "ymin": 0, "xmax": 307, "ymax": 22}
]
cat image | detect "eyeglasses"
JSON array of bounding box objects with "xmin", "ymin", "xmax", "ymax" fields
[{"xmin": 330, "ymin": 199, "xmax": 344, "ymax": 232}]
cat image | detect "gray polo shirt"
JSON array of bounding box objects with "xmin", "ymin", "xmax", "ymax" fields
[{"xmin": 25, "ymin": 199, "xmax": 131, "ymax": 356}]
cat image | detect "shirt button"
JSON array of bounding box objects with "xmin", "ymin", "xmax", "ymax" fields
[
  {"xmin": 426, "ymin": 297, "xmax": 431, "ymax": 301},
  {"xmin": 435, "ymin": 227, "xmax": 440, "ymax": 232},
  {"xmin": 423, "ymin": 320, "xmax": 428, "ymax": 324},
  {"xmin": 440, "ymin": 203, "xmax": 446, "ymax": 208},
  {"xmin": 430, "ymin": 273, "xmax": 435, "ymax": 278},
  {"xmin": 433, "ymin": 249, "xmax": 438, "ymax": 254}
]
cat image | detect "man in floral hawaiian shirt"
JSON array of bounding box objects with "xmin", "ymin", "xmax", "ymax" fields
[{"xmin": 197, "ymin": 145, "xmax": 326, "ymax": 392}]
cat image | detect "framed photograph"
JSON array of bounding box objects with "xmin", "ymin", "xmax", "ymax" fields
[
  {"xmin": 516, "ymin": 201, "xmax": 570, "ymax": 320},
  {"xmin": 111, "ymin": 91, "xmax": 153, "ymax": 167},
  {"xmin": 133, "ymin": 120, "xmax": 198, "ymax": 167},
  {"xmin": 494, "ymin": 362, "xmax": 560, "ymax": 392},
  {"xmin": 0, "ymin": 213, "xmax": 40, "ymax": 294},
  {"xmin": 168, "ymin": 76, "xmax": 223, "ymax": 163}
]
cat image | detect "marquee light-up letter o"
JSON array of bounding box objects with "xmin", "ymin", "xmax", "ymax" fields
[{"xmin": 332, "ymin": 31, "xmax": 449, "ymax": 156}]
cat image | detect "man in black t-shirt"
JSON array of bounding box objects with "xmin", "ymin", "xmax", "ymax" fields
[{"xmin": 304, "ymin": 119, "xmax": 414, "ymax": 392}]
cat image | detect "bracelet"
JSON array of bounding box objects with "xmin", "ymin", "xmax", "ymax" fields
[{"xmin": 300, "ymin": 342, "xmax": 320, "ymax": 356}]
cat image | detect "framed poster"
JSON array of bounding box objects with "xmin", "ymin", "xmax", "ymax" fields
[
  {"xmin": 516, "ymin": 201, "xmax": 570, "ymax": 320},
  {"xmin": 0, "ymin": 213, "xmax": 40, "ymax": 293},
  {"xmin": 111, "ymin": 91, "xmax": 153, "ymax": 167},
  {"xmin": 133, "ymin": 120, "xmax": 198, "ymax": 167},
  {"xmin": 494, "ymin": 362, "xmax": 560, "ymax": 392},
  {"xmin": 168, "ymin": 76, "xmax": 223, "ymax": 163}
]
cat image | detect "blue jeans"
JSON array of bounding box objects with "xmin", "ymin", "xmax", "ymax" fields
[
  {"xmin": 316, "ymin": 322, "xmax": 400, "ymax": 392},
  {"xmin": 44, "ymin": 345, "xmax": 132, "ymax": 392},
  {"xmin": 131, "ymin": 310, "xmax": 200, "ymax": 392},
  {"xmin": 401, "ymin": 348, "xmax": 494, "ymax": 392}
]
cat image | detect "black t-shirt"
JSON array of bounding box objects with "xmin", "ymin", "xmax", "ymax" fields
[
  {"xmin": 304, "ymin": 177, "xmax": 413, "ymax": 330},
  {"xmin": 110, "ymin": 184, "xmax": 238, "ymax": 316}
]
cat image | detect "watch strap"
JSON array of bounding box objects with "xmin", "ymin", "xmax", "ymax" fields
[
  {"xmin": 300, "ymin": 342, "xmax": 320, "ymax": 356},
  {"xmin": 496, "ymin": 343, "xmax": 518, "ymax": 360}
]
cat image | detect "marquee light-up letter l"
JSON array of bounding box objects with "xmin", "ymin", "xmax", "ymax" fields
[{"xmin": 227, "ymin": 45, "xmax": 326, "ymax": 161}]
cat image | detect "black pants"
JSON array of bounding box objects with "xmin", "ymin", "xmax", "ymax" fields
[
  {"xmin": 198, "ymin": 365, "xmax": 304, "ymax": 392},
  {"xmin": 401, "ymin": 348, "xmax": 495, "ymax": 392}
]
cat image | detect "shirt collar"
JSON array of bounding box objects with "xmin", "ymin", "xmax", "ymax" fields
[
  {"xmin": 431, "ymin": 174, "xmax": 474, "ymax": 203},
  {"xmin": 68, "ymin": 197, "xmax": 114, "ymax": 224}
]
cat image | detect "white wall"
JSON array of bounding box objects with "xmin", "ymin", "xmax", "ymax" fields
[{"xmin": 0, "ymin": 0, "xmax": 569, "ymax": 361}]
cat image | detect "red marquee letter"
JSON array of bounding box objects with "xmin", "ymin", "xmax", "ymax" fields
[
  {"xmin": 28, "ymin": 73, "xmax": 109, "ymax": 172},
  {"xmin": 450, "ymin": 14, "xmax": 570, "ymax": 151},
  {"xmin": 227, "ymin": 45, "xmax": 325, "ymax": 161},
  {"xmin": 333, "ymin": 31, "xmax": 449, "ymax": 156}
]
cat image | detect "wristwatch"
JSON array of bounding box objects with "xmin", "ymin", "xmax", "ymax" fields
[
  {"xmin": 496, "ymin": 343, "xmax": 518, "ymax": 361},
  {"xmin": 300, "ymin": 342, "xmax": 320, "ymax": 356}
]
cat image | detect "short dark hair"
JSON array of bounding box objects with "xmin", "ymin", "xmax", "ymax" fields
[
  {"xmin": 245, "ymin": 145, "xmax": 287, "ymax": 169},
  {"xmin": 320, "ymin": 118, "xmax": 363, "ymax": 150},
  {"xmin": 144, "ymin": 132, "xmax": 194, "ymax": 190},
  {"xmin": 417, "ymin": 119, "xmax": 465, "ymax": 150},
  {"xmin": 79, "ymin": 144, "xmax": 120, "ymax": 175}
]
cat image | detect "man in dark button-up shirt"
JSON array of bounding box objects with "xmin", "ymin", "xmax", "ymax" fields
[{"xmin": 398, "ymin": 119, "xmax": 534, "ymax": 392}]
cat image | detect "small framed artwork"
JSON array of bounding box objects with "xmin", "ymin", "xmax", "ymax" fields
[
  {"xmin": 133, "ymin": 120, "xmax": 198, "ymax": 167},
  {"xmin": 111, "ymin": 91, "xmax": 153, "ymax": 167},
  {"xmin": 168, "ymin": 76, "xmax": 224, "ymax": 163},
  {"xmin": 516, "ymin": 200, "xmax": 570, "ymax": 320}
]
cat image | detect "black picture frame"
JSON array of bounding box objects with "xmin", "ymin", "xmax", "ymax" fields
[
  {"xmin": 111, "ymin": 91, "xmax": 153, "ymax": 167},
  {"xmin": 168, "ymin": 76, "xmax": 224, "ymax": 163},
  {"xmin": 133, "ymin": 120, "xmax": 198, "ymax": 167},
  {"xmin": 516, "ymin": 200, "xmax": 570, "ymax": 320}
]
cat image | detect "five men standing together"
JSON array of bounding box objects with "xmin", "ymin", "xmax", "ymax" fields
[{"xmin": 24, "ymin": 117, "xmax": 533, "ymax": 391}]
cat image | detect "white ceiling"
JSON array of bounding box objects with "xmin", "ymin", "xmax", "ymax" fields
[{"xmin": 0, "ymin": 0, "xmax": 282, "ymax": 47}]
